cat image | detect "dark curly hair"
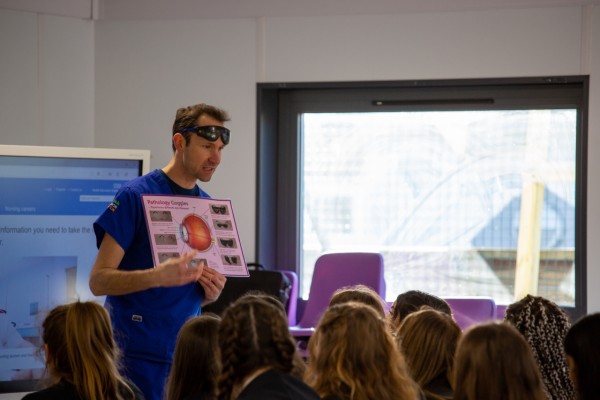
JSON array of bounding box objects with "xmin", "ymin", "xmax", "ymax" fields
[{"xmin": 504, "ymin": 294, "xmax": 576, "ymax": 400}]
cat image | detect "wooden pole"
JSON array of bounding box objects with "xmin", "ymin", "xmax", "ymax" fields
[{"xmin": 514, "ymin": 181, "xmax": 544, "ymax": 299}]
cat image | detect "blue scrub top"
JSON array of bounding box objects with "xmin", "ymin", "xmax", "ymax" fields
[{"xmin": 94, "ymin": 169, "xmax": 209, "ymax": 362}]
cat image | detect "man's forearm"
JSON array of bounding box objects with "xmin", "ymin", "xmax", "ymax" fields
[{"xmin": 89, "ymin": 267, "xmax": 159, "ymax": 296}]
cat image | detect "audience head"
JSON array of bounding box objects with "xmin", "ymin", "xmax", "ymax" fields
[
  {"xmin": 305, "ymin": 301, "xmax": 420, "ymax": 400},
  {"xmin": 389, "ymin": 290, "xmax": 452, "ymax": 331},
  {"xmin": 328, "ymin": 284, "xmax": 387, "ymax": 318},
  {"xmin": 165, "ymin": 314, "xmax": 221, "ymax": 400},
  {"xmin": 217, "ymin": 295, "xmax": 298, "ymax": 400},
  {"xmin": 242, "ymin": 290, "xmax": 287, "ymax": 310},
  {"xmin": 230, "ymin": 291, "xmax": 307, "ymax": 377},
  {"xmin": 504, "ymin": 294, "xmax": 575, "ymax": 400},
  {"xmin": 41, "ymin": 304, "xmax": 69, "ymax": 382},
  {"xmin": 564, "ymin": 312, "xmax": 600, "ymax": 400},
  {"xmin": 41, "ymin": 301, "xmax": 136, "ymax": 400},
  {"xmin": 453, "ymin": 321, "xmax": 546, "ymax": 400},
  {"xmin": 396, "ymin": 307, "xmax": 461, "ymax": 400}
]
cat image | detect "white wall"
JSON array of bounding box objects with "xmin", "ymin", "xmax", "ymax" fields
[
  {"xmin": 264, "ymin": 8, "xmax": 582, "ymax": 80},
  {"xmin": 0, "ymin": 9, "xmax": 94, "ymax": 147}
]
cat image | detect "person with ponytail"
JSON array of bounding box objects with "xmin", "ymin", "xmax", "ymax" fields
[{"xmin": 216, "ymin": 295, "xmax": 319, "ymax": 400}]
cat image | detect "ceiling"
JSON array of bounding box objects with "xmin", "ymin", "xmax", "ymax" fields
[{"xmin": 0, "ymin": 0, "xmax": 598, "ymax": 20}]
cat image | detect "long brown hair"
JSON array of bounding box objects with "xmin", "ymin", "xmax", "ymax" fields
[
  {"xmin": 397, "ymin": 308, "xmax": 461, "ymax": 400},
  {"xmin": 453, "ymin": 321, "xmax": 547, "ymax": 400},
  {"xmin": 43, "ymin": 301, "xmax": 135, "ymax": 400},
  {"xmin": 165, "ymin": 314, "xmax": 221, "ymax": 400},
  {"xmin": 305, "ymin": 302, "xmax": 420, "ymax": 400}
]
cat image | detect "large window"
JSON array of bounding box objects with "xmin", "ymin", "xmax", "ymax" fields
[{"xmin": 256, "ymin": 77, "xmax": 588, "ymax": 317}]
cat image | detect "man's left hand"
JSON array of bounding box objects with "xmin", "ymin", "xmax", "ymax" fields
[{"xmin": 198, "ymin": 266, "xmax": 227, "ymax": 303}]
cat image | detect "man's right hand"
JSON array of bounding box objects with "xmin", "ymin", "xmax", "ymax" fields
[
  {"xmin": 154, "ymin": 251, "xmax": 204, "ymax": 287},
  {"xmin": 90, "ymin": 233, "xmax": 204, "ymax": 296}
]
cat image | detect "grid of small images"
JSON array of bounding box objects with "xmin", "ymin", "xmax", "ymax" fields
[{"xmin": 142, "ymin": 195, "xmax": 248, "ymax": 276}]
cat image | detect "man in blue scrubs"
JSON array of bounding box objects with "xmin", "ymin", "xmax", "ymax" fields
[{"xmin": 90, "ymin": 103, "xmax": 229, "ymax": 400}]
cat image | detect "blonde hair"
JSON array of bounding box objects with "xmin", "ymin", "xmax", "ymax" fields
[
  {"xmin": 453, "ymin": 321, "xmax": 547, "ymax": 400},
  {"xmin": 43, "ymin": 301, "xmax": 135, "ymax": 400},
  {"xmin": 397, "ymin": 308, "xmax": 461, "ymax": 400},
  {"xmin": 305, "ymin": 302, "xmax": 420, "ymax": 400}
]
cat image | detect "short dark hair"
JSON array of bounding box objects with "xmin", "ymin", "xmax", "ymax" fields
[
  {"xmin": 564, "ymin": 312, "xmax": 600, "ymax": 400},
  {"xmin": 391, "ymin": 290, "xmax": 452, "ymax": 322},
  {"xmin": 171, "ymin": 103, "xmax": 230, "ymax": 151}
]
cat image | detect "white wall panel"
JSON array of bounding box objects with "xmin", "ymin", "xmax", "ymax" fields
[
  {"xmin": 0, "ymin": 10, "xmax": 38, "ymax": 145},
  {"xmin": 39, "ymin": 14, "xmax": 94, "ymax": 147},
  {"xmin": 264, "ymin": 8, "xmax": 582, "ymax": 82},
  {"xmin": 0, "ymin": 10, "xmax": 94, "ymax": 147}
]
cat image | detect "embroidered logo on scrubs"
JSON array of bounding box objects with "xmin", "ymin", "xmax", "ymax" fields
[
  {"xmin": 132, "ymin": 314, "xmax": 143, "ymax": 322},
  {"xmin": 108, "ymin": 199, "xmax": 119, "ymax": 212}
]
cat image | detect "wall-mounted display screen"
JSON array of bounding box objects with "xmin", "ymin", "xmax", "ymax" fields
[{"xmin": 0, "ymin": 145, "xmax": 150, "ymax": 394}]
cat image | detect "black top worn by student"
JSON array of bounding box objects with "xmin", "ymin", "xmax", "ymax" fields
[
  {"xmin": 22, "ymin": 379, "xmax": 144, "ymax": 400},
  {"xmin": 237, "ymin": 369, "xmax": 319, "ymax": 400}
]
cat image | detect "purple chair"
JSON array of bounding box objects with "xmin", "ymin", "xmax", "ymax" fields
[
  {"xmin": 495, "ymin": 304, "xmax": 508, "ymax": 319},
  {"xmin": 444, "ymin": 296, "xmax": 497, "ymax": 330},
  {"xmin": 289, "ymin": 252, "xmax": 386, "ymax": 338},
  {"xmin": 281, "ymin": 270, "xmax": 299, "ymax": 326}
]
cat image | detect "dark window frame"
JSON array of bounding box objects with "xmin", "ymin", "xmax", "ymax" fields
[{"xmin": 256, "ymin": 76, "xmax": 589, "ymax": 319}]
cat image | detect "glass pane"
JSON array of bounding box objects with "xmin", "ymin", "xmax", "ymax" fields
[{"xmin": 300, "ymin": 110, "xmax": 577, "ymax": 305}]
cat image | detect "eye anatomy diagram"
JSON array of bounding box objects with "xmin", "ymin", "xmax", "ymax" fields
[
  {"xmin": 141, "ymin": 195, "xmax": 248, "ymax": 277},
  {"xmin": 180, "ymin": 214, "xmax": 213, "ymax": 251}
]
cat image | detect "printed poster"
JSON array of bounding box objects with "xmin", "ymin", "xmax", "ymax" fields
[{"xmin": 141, "ymin": 195, "xmax": 248, "ymax": 277}]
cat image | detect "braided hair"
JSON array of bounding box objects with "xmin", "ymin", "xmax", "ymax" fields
[
  {"xmin": 217, "ymin": 296, "xmax": 297, "ymax": 400},
  {"xmin": 504, "ymin": 294, "xmax": 576, "ymax": 400}
]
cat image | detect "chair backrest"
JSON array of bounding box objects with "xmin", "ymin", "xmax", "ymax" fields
[
  {"xmin": 444, "ymin": 296, "xmax": 497, "ymax": 330},
  {"xmin": 281, "ymin": 270, "xmax": 299, "ymax": 326},
  {"xmin": 295, "ymin": 252, "xmax": 386, "ymax": 329},
  {"xmin": 495, "ymin": 304, "xmax": 507, "ymax": 319}
]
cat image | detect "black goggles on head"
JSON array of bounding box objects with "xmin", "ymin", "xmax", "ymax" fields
[{"xmin": 180, "ymin": 125, "xmax": 230, "ymax": 145}]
